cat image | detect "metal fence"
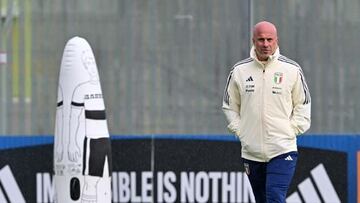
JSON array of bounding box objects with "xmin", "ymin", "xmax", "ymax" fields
[{"xmin": 0, "ymin": 0, "xmax": 360, "ymax": 135}]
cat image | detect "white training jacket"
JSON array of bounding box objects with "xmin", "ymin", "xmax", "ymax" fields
[{"xmin": 222, "ymin": 47, "xmax": 311, "ymax": 162}]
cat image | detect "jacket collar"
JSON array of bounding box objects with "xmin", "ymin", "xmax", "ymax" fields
[{"xmin": 250, "ymin": 46, "xmax": 280, "ymax": 64}]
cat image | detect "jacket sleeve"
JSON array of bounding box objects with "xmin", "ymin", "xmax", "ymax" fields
[
  {"xmin": 222, "ymin": 70, "xmax": 241, "ymax": 136},
  {"xmin": 291, "ymin": 68, "xmax": 311, "ymax": 135}
]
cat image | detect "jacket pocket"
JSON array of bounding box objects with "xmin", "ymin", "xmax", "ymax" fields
[
  {"xmin": 227, "ymin": 120, "xmax": 242, "ymax": 138},
  {"xmin": 290, "ymin": 122, "xmax": 300, "ymax": 136},
  {"xmin": 236, "ymin": 120, "xmax": 246, "ymax": 140},
  {"xmin": 287, "ymin": 120, "xmax": 297, "ymax": 138}
]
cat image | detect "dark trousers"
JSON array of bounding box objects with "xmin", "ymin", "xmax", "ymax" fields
[{"xmin": 243, "ymin": 151, "xmax": 298, "ymax": 203}]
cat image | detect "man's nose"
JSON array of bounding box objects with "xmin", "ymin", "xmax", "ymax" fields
[{"xmin": 263, "ymin": 40, "xmax": 269, "ymax": 47}]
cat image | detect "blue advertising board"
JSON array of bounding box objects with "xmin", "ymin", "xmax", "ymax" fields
[{"xmin": 0, "ymin": 134, "xmax": 358, "ymax": 203}]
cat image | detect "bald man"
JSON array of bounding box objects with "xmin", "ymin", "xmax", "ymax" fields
[{"xmin": 222, "ymin": 21, "xmax": 311, "ymax": 202}]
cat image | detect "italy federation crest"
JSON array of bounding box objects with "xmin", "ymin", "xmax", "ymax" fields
[{"xmin": 274, "ymin": 72, "xmax": 283, "ymax": 84}]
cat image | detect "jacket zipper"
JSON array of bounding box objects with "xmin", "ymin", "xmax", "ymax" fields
[{"xmin": 261, "ymin": 67, "xmax": 267, "ymax": 161}]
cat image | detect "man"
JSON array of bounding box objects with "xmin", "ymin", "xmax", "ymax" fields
[{"xmin": 222, "ymin": 21, "xmax": 311, "ymax": 202}]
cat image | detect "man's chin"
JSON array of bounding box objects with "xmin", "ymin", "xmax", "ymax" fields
[{"xmin": 258, "ymin": 54, "xmax": 270, "ymax": 60}]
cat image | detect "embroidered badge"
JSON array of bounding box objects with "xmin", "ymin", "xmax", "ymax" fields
[{"xmin": 274, "ymin": 72, "xmax": 283, "ymax": 84}]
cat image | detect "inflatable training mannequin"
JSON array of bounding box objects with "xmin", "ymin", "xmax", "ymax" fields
[{"xmin": 54, "ymin": 36, "xmax": 112, "ymax": 203}]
